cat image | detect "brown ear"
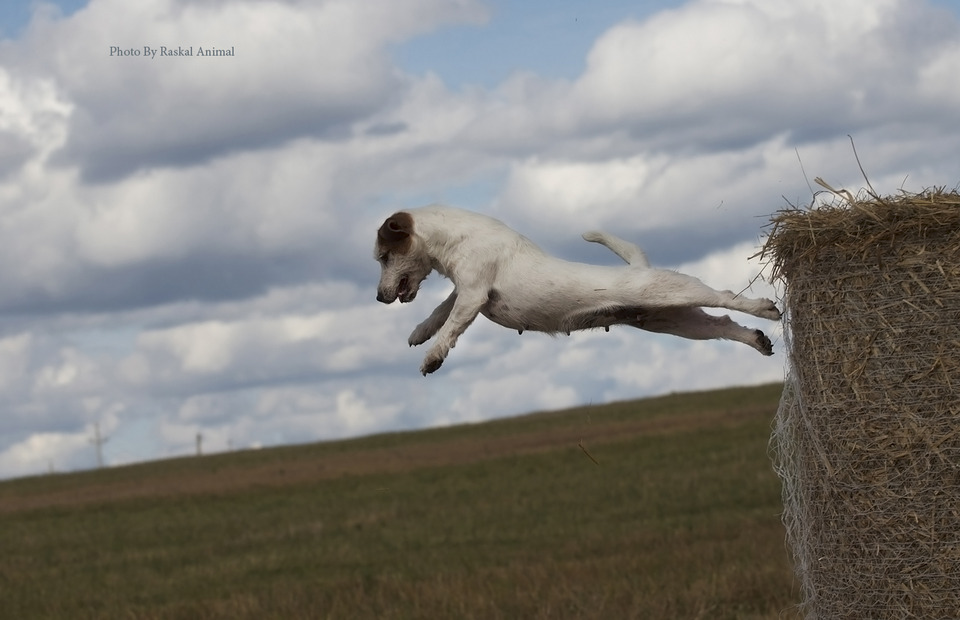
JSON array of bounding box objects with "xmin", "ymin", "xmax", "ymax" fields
[{"xmin": 378, "ymin": 212, "xmax": 414, "ymax": 244}]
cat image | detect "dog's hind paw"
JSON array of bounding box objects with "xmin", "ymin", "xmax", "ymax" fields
[
  {"xmin": 756, "ymin": 299, "xmax": 782, "ymax": 321},
  {"xmin": 755, "ymin": 330, "xmax": 774, "ymax": 356}
]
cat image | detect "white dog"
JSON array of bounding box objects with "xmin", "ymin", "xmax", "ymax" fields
[{"xmin": 375, "ymin": 206, "xmax": 780, "ymax": 375}]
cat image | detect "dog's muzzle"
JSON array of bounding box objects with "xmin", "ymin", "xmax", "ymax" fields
[{"xmin": 377, "ymin": 276, "xmax": 413, "ymax": 304}]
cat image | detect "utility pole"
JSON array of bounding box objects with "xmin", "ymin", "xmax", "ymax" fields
[
  {"xmin": 90, "ymin": 422, "xmax": 108, "ymax": 469},
  {"xmin": 196, "ymin": 432, "xmax": 203, "ymax": 457}
]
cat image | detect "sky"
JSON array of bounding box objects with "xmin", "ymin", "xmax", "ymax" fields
[{"xmin": 0, "ymin": 0, "xmax": 958, "ymax": 479}]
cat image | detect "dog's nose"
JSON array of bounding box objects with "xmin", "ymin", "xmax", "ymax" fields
[{"xmin": 376, "ymin": 291, "xmax": 390, "ymax": 303}]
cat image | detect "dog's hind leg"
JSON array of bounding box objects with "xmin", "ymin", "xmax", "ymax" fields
[
  {"xmin": 637, "ymin": 270, "xmax": 781, "ymax": 321},
  {"xmin": 582, "ymin": 231, "xmax": 650, "ymax": 267},
  {"xmin": 633, "ymin": 306, "xmax": 775, "ymax": 355}
]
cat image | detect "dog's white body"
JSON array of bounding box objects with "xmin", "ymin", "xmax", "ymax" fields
[{"xmin": 375, "ymin": 206, "xmax": 780, "ymax": 375}]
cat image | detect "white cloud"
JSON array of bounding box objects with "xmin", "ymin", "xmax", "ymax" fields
[
  {"xmin": 0, "ymin": 333, "xmax": 32, "ymax": 394},
  {"xmin": 606, "ymin": 337, "xmax": 786, "ymax": 396},
  {"xmin": 129, "ymin": 299, "xmax": 405, "ymax": 390},
  {"xmin": 498, "ymin": 155, "xmax": 660, "ymax": 219},
  {"xmin": 160, "ymin": 382, "xmax": 405, "ymax": 453},
  {"xmin": 571, "ymin": 0, "xmax": 950, "ymax": 136},
  {"xmin": 7, "ymin": 0, "xmax": 487, "ymax": 180},
  {"xmin": 493, "ymin": 139, "xmax": 792, "ymax": 238},
  {"xmin": 0, "ymin": 67, "xmax": 71, "ymax": 174},
  {"xmin": 0, "ymin": 430, "xmax": 90, "ymax": 476},
  {"xmin": 674, "ymin": 240, "xmax": 778, "ymax": 300}
]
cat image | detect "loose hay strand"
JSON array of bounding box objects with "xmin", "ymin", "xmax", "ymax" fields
[
  {"xmin": 763, "ymin": 187, "xmax": 960, "ymax": 619},
  {"xmin": 578, "ymin": 439, "xmax": 600, "ymax": 466}
]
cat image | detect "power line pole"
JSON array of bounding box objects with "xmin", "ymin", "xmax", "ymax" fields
[{"xmin": 90, "ymin": 422, "xmax": 108, "ymax": 469}]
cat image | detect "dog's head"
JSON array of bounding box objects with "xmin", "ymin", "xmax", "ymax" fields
[{"xmin": 374, "ymin": 211, "xmax": 432, "ymax": 304}]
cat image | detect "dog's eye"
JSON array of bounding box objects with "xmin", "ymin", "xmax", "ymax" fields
[{"xmin": 378, "ymin": 252, "xmax": 389, "ymax": 263}]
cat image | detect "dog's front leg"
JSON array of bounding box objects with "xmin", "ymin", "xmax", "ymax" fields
[
  {"xmin": 409, "ymin": 291, "xmax": 457, "ymax": 346},
  {"xmin": 420, "ymin": 291, "xmax": 485, "ymax": 375}
]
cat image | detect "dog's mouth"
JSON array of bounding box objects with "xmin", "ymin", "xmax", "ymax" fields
[{"xmin": 397, "ymin": 275, "xmax": 416, "ymax": 303}]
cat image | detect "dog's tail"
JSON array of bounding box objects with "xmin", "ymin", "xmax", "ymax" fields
[{"xmin": 582, "ymin": 231, "xmax": 650, "ymax": 268}]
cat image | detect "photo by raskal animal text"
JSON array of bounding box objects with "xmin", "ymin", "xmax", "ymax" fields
[{"xmin": 375, "ymin": 206, "xmax": 781, "ymax": 376}]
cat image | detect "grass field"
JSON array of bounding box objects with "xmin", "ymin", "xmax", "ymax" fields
[{"xmin": 0, "ymin": 383, "xmax": 800, "ymax": 619}]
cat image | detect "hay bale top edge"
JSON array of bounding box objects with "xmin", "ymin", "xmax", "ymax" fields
[{"xmin": 762, "ymin": 186, "xmax": 960, "ymax": 279}]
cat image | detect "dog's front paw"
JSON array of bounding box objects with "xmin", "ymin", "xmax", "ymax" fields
[
  {"xmin": 408, "ymin": 324, "xmax": 433, "ymax": 347},
  {"xmin": 420, "ymin": 356, "xmax": 444, "ymax": 375}
]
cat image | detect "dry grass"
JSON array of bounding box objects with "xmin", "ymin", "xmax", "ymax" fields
[{"xmin": 0, "ymin": 384, "xmax": 798, "ymax": 619}]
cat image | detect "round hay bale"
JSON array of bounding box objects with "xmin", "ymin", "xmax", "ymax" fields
[{"xmin": 764, "ymin": 187, "xmax": 960, "ymax": 619}]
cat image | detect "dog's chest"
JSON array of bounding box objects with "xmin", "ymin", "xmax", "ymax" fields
[
  {"xmin": 480, "ymin": 286, "xmax": 569, "ymax": 333},
  {"xmin": 480, "ymin": 288, "xmax": 527, "ymax": 330}
]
